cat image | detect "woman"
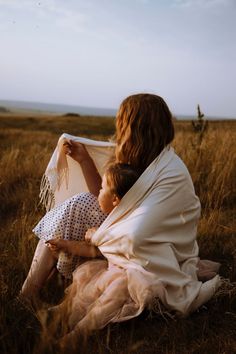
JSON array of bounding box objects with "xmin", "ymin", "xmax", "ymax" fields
[{"xmin": 21, "ymin": 94, "xmax": 220, "ymax": 327}]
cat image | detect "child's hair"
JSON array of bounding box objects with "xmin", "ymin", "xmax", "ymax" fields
[
  {"xmin": 105, "ymin": 163, "xmax": 140, "ymax": 199},
  {"xmin": 115, "ymin": 93, "xmax": 175, "ymax": 172}
]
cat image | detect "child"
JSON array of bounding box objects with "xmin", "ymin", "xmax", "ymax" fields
[
  {"xmin": 40, "ymin": 163, "xmax": 140, "ymax": 347},
  {"xmin": 45, "ymin": 163, "xmax": 140, "ymax": 274}
]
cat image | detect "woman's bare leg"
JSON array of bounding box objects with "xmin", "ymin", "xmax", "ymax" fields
[{"xmin": 20, "ymin": 240, "xmax": 57, "ymax": 299}]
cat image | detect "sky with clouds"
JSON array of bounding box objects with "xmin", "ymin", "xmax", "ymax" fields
[{"xmin": 0, "ymin": 0, "xmax": 235, "ymax": 117}]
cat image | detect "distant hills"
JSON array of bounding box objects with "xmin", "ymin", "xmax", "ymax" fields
[
  {"xmin": 0, "ymin": 99, "xmax": 117, "ymax": 117},
  {"xmin": 0, "ymin": 99, "xmax": 235, "ymax": 120}
]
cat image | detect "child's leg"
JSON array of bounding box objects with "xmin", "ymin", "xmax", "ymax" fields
[{"xmin": 20, "ymin": 240, "xmax": 57, "ymax": 299}]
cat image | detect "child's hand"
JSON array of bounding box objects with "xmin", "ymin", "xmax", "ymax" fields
[
  {"xmin": 46, "ymin": 239, "xmax": 101, "ymax": 258},
  {"xmin": 85, "ymin": 227, "xmax": 98, "ymax": 244}
]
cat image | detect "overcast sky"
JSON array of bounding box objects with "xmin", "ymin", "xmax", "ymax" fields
[{"xmin": 0, "ymin": 0, "xmax": 235, "ymax": 117}]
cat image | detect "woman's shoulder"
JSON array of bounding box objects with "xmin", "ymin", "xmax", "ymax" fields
[
  {"xmin": 157, "ymin": 150, "xmax": 194, "ymax": 186},
  {"xmin": 164, "ymin": 149, "xmax": 189, "ymax": 173}
]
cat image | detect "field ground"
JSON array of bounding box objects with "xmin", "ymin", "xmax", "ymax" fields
[{"xmin": 0, "ymin": 113, "xmax": 236, "ymax": 353}]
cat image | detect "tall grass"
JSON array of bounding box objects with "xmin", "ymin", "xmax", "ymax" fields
[{"xmin": 0, "ymin": 115, "xmax": 236, "ymax": 353}]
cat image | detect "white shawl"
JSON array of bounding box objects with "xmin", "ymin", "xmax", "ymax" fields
[
  {"xmin": 40, "ymin": 134, "xmax": 220, "ymax": 316},
  {"xmin": 90, "ymin": 145, "xmax": 221, "ymax": 315},
  {"xmin": 40, "ymin": 133, "xmax": 115, "ymax": 210}
]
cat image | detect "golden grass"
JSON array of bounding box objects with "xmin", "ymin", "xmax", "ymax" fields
[{"xmin": 0, "ymin": 114, "xmax": 236, "ymax": 353}]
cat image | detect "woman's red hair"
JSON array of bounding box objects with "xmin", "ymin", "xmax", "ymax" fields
[{"xmin": 115, "ymin": 93, "xmax": 175, "ymax": 172}]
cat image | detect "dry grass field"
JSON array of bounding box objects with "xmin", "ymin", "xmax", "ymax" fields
[{"xmin": 0, "ymin": 112, "xmax": 236, "ymax": 354}]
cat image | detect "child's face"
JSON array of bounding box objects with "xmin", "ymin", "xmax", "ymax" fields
[{"xmin": 98, "ymin": 175, "xmax": 119, "ymax": 214}]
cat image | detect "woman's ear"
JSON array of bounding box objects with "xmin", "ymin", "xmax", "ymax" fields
[{"xmin": 112, "ymin": 195, "xmax": 120, "ymax": 207}]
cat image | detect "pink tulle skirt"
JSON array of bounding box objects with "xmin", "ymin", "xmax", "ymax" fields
[
  {"xmin": 52, "ymin": 259, "xmax": 155, "ymax": 335},
  {"xmin": 48, "ymin": 258, "xmax": 220, "ymax": 337}
]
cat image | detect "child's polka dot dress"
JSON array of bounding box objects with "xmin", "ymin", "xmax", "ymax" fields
[{"xmin": 33, "ymin": 192, "xmax": 107, "ymax": 279}]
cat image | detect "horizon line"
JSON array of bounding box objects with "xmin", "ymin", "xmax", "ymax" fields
[{"xmin": 0, "ymin": 97, "xmax": 235, "ymax": 119}]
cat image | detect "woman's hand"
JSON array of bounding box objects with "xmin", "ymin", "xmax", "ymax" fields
[
  {"xmin": 63, "ymin": 140, "xmax": 91, "ymax": 165},
  {"xmin": 85, "ymin": 227, "xmax": 98, "ymax": 244},
  {"xmin": 63, "ymin": 140, "xmax": 102, "ymax": 196}
]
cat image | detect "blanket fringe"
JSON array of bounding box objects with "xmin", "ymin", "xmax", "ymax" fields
[
  {"xmin": 39, "ymin": 166, "xmax": 69, "ymax": 211},
  {"xmin": 39, "ymin": 173, "xmax": 55, "ymax": 211}
]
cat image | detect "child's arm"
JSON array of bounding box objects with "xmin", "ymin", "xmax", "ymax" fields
[{"xmin": 46, "ymin": 239, "xmax": 102, "ymax": 258}]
